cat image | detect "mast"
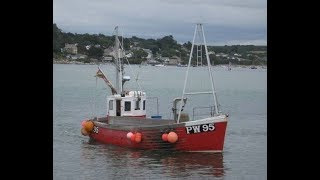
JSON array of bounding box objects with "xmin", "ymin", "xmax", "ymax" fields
[
  {"xmin": 97, "ymin": 26, "xmax": 131, "ymax": 95},
  {"xmin": 114, "ymin": 26, "xmax": 123, "ymax": 93},
  {"xmin": 177, "ymin": 23, "xmax": 219, "ymax": 123}
]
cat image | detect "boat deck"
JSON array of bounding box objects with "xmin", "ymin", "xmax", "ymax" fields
[
  {"xmin": 109, "ymin": 116, "xmax": 176, "ymax": 125},
  {"xmin": 93, "ymin": 116, "xmax": 181, "ymax": 130}
]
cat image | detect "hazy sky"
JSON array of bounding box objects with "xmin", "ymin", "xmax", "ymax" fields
[{"xmin": 53, "ymin": 0, "xmax": 267, "ymax": 45}]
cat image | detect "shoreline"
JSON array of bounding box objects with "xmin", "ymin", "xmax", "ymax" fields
[
  {"xmin": 53, "ymin": 60, "xmax": 267, "ymax": 68},
  {"xmin": 53, "ymin": 60, "xmax": 97, "ymax": 65}
]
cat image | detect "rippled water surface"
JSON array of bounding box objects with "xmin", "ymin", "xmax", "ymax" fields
[{"xmin": 53, "ymin": 64, "xmax": 267, "ymax": 179}]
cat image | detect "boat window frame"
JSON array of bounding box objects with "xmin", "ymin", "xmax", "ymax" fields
[
  {"xmin": 109, "ymin": 100, "xmax": 113, "ymax": 110},
  {"xmin": 135, "ymin": 99, "xmax": 140, "ymax": 110},
  {"xmin": 143, "ymin": 100, "xmax": 146, "ymax": 110},
  {"xmin": 124, "ymin": 101, "xmax": 131, "ymax": 111}
]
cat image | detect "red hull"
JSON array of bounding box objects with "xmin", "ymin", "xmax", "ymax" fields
[{"xmin": 88, "ymin": 116, "xmax": 227, "ymax": 152}]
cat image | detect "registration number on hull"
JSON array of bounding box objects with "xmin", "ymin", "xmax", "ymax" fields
[
  {"xmin": 93, "ymin": 126, "xmax": 99, "ymax": 133},
  {"xmin": 185, "ymin": 123, "xmax": 215, "ymax": 134}
]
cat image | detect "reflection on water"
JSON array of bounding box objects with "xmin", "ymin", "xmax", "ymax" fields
[
  {"xmin": 80, "ymin": 142, "xmax": 225, "ymax": 179},
  {"xmin": 159, "ymin": 151, "xmax": 224, "ymax": 178}
]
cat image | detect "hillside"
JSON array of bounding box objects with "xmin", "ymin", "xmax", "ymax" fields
[{"xmin": 53, "ymin": 23, "xmax": 267, "ymax": 65}]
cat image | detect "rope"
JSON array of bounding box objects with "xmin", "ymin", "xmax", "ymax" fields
[
  {"xmin": 93, "ymin": 75, "xmax": 98, "ymax": 119},
  {"xmin": 119, "ymin": 42, "xmax": 143, "ymax": 92},
  {"xmin": 110, "ymin": 26, "xmax": 143, "ymax": 92}
]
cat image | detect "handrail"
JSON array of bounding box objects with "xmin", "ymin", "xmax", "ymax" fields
[{"xmin": 192, "ymin": 106, "xmax": 214, "ymax": 120}]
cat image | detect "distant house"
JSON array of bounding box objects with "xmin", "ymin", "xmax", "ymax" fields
[
  {"xmin": 85, "ymin": 45, "xmax": 91, "ymax": 50},
  {"xmin": 102, "ymin": 56, "xmax": 113, "ymax": 62},
  {"xmin": 68, "ymin": 54, "xmax": 87, "ymax": 60},
  {"xmin": 208, "ymin": 51, "xmax": 215, "ymax": 55},
  {"xmin": 131, "ymin": 46, "xmax": 141, "ymax": 51},
  {"xmin": 161, "ymin": 57, "xmax": 170, "ymax": 63},
  {"xmin": 216, "ymin": 53, "xmax": 227, "ymax": 57},
  {"xmin": 164, "ymin": 56, "xmax": 181, "ymax": 65},
  {"xmin": 64, "ymin": 43, "xmax": 78, "ymax": 54},
  {"xmin": 125, "ymin": 52, "xmax": 133, "ymax": 58}
]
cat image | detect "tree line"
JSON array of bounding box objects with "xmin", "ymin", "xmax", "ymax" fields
[{"xmin": 53, "ymin": 23, "xmax": 266, "ymax": 65}]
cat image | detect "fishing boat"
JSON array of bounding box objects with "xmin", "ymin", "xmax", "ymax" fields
[{"xmin": 81, "ymin": 24, "xmax": 228, "ymax": 152}]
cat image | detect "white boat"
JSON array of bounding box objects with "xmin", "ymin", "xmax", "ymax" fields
[{"xmin": 154, "ymin": 64, "xmax": 166, "ymax": 67}]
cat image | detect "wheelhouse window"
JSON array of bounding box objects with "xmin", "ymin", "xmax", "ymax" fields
[
  {"xmin": 135, "ymin": 100, "xmax": 140, "ymax": 110},
  {"xmin": 143, "ymin": 100, "xmax": 146, "ymax": 110},
  {"xmin": 109, "ymin": 100, "xmax": 113, "ymax": 110},
  {"xmin": 125, "ymin": 101, "xmax": 131, "ymax": 111}
]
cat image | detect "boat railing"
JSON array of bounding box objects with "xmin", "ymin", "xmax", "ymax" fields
[{"xmin": 192, "ymin": 106, "xmax": 215, "ymax": 120}]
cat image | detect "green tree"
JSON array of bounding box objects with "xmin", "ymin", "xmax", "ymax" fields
[
  {"xmin": 53, "ymin": 23, "xmax": 64, "ymax": 53},
  {"xmin": 129, "ymin": 49, "xmax": 148, "ymax": 64},
  {"xmin": 209, "ymin": 54, "xmax": 228, "ymax": 65},
  {"xmin": 77, "ymin": 45, "xmax": 88, "ymax": 55},
  {"xmin": 88, "ymin": 46, "xmax": 103, "ymax": 59},
  {"xmin": 183, "ymin": 41, "xmax": 192, "ymax": 50}
]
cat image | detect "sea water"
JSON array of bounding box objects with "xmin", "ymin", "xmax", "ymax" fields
[{"xmin": 53, "ymin": 64, "xmax": 267, "ymax": 180}]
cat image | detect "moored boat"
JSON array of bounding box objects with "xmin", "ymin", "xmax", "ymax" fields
[{"xmin": 81, "ymin": 24, "xmax": 228, "ymax": 152}]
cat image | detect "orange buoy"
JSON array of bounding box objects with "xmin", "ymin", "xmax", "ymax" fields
[
  {"xmin": 81, "ymin": 128, "xmax": 89, "ymax": 136},
  {"xmin": 127, "ymin": 132, "xmax": 133, "ymax": 139},
  {"xmin": 81, "ymin": 120, "xmax": 86, "ymax": 127},
  {"xmin": 130, "ymin": 133, "xmax": 136, "ymax": 141},
  {"xmin": 84, "ymin": 121, "xmax": 94, "ymax": 132},
  {"xmin": 135, "ymin": 132, "xmax": 142, "ymax": 143},
  {"xmin": 167, "ymin": 132, "xmax": 178, "ymax": 143},
  {"xmin": 162, "ymin": 133, "xmax": 168, "ymax": 141}
]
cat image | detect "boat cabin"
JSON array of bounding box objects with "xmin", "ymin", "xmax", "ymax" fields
[{"xmin": 107, "ymin": 91, "xmax": 146, "ymax": 118}]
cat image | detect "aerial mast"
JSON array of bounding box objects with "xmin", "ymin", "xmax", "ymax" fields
[{"xmin": 114, "ymin": 26, "xmax": 123, "ymax": 93}]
